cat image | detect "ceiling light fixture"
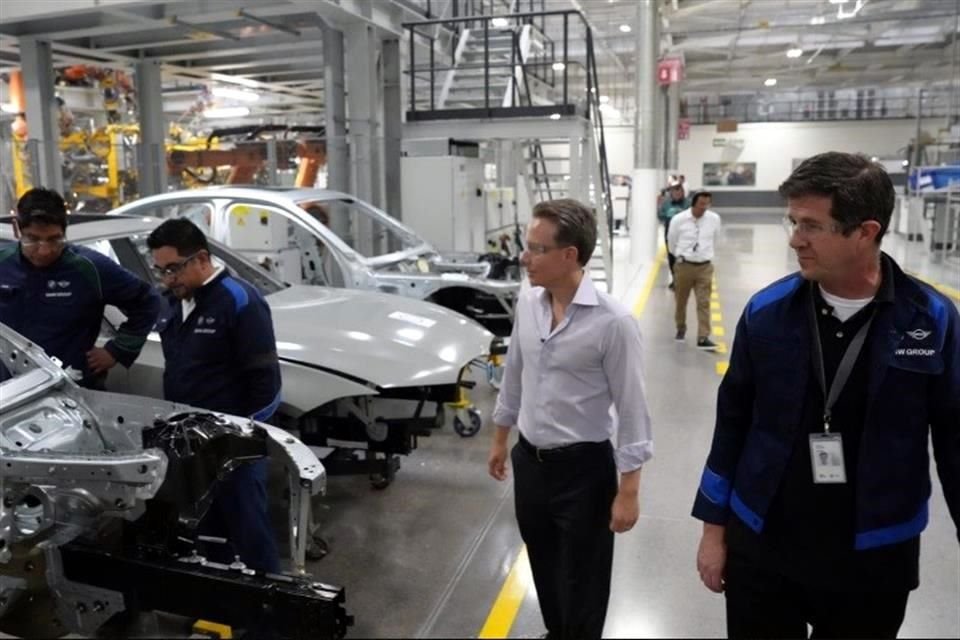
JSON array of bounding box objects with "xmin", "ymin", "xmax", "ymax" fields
[
  {"xmin": 212, "ymin": 86, "xmax": 260, "ymax": 102},
  {"xmin": 552, "ymin": 62, "xmax": 566, "ymax": 71},
  {"xmin": 549, "ymin": 113, "xmax": 562, "ymax": 120},
  {"xmin": 619, "ymin": 24, "xmax": 632, "ymax": 33},
  {"xmin": 764, "ymin": 78, "xmax": 778, "ymax": 87},
  {"xmin": 492, "ymin": 17, "xmax": 509, "ymax": 28},
  {"xmin": 786, "ymin": 47, "xmax": 803, "ymax": 58},
  {"xmin": 837, "ymin": 0, "xmax": 866, "ymax": 20},
  {"xmin": 204, "ymin": 106, "xmax": 251, "ymax": 119}
]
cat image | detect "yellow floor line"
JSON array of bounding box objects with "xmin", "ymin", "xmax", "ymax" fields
[
  {"xmin": 478, "ymin": 547, "xmax": 533, "ymax": 639},
  {"xmin": 712, "ymin": 326, "xmax": 726, "ymax": 337},
  {"xmin": 907, "ymin": 271, "xmax": 960, "ymax": 302},
  {"xmin": 710, "ymin": 301, "xmax": 721, "ymax": 310},
  {"xmin": 716, "ymin": 361, "xmax": 729, "ymax": 376},
  {"xmin": 711, "ymin": 312, "xmax": 723, "ymax": 322},
  {"xmin": 631, "ymin": 247, "xmax": 667, "ymax": 318},
  {"xmin": 480, "ymin": 249, "xmax": 667, "ymax": 638}
]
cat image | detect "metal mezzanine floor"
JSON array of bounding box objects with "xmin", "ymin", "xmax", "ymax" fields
[{"xmin": 311, "ymin": 219, "xmax": 959, "ymax": 639}]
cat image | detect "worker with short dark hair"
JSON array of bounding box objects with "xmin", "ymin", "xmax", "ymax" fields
[
  {"xmin": 658, "ymin": 184, "xmax": 690, "ymax": 289},
  {"xmin": 147, "ymin": 218, "xmax": 282, "ymax": 573},
  {"xmin": 0, "ymin": 187, "xmax": 161, "ymax": 388}
]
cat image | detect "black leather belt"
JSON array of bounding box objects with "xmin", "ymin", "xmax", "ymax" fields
[
  {"xmin": 518, "ymin": 434, "xmax": 610, "ymax": 462},
  {"xmin": 679, "ymin": 258, "xmax": 711, "ymax": 265}
]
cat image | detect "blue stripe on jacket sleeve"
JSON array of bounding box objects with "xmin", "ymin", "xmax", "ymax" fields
[
  {"xmin": 698, "ymin": 465, "xmax": 732, "ymax": 507},
  {"xmin": 221, "ymin": 277, "xmax": 250, "ymax": 313},
  {"xmin": 855, "ymin": 502, "xmax": 929, "ymax": 550},
  {"xmin": 251, "ymin": 389, "xmax": 282, "ymax": 422}
]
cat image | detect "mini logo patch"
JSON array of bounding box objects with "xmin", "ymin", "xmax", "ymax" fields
[
  {"xmin": 57, "ymin": 280, "xmax": 70, "ymax": 289},
  {"xmin": 47, "ymin": 280, "xmax": 56, "ymax": 289},
  {"xmin": 906, "ymin": 329, "xmax": 931, "ymax": 341}
]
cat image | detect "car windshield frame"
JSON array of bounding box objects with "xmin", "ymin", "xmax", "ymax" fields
[{"xmin": 290, "ymin": 195, "xmax": 435, "ymax": 265}]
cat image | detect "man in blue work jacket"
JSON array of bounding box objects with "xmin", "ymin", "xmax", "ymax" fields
[
  {"xmin": 658, "ymin": 183, "xmax": 690, "ymax": 289},
  {"xmin": 147, "ymin": 218, "xmax": 282, "ymax": 573},
  {"xmin": 693, "ymin": 152, "xmax": 960, "ymax": 638},
  {"xmin": 0, "ymin": 188, "xmax": 160, "ymax": 387}
]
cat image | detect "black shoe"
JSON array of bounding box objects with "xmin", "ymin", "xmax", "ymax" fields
[
  {"xmin": 697, "ymin": 337, "xmax": 718, "ymax": 351},
  {"xmin": 675, "ymin": 328, "xmax": 686, "ymax": 341}
]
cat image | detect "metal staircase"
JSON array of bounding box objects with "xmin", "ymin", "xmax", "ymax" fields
[{"xmin": 403, "ymin": 3, "xmax": 616, "ymax": 292}]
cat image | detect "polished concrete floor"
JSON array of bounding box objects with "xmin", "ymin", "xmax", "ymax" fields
[{"xmin": 310, "ymin": 220, "xmax": 960, "ymax": 639}]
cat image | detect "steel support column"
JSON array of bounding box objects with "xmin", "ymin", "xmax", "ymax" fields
[
  {"xmin": 665, "ymin": 82, "xmax": 680, "ymax": 172},
  {"xmin": 344, "ymin": 22, "xmax": 381, "ymax": 255},
  {"xmin": 383, "ymin": 38, "xmax": 403, "ymax": 221},
  {"xmin": 323, "ymin": 23, "xmax": 349, "ymax": 194},
  {"xmin": 135, "ymin": 60, "xmax": 167, "ymax": 197},
  {"xmin": 631, "ymin": 0, "xmax": 660, "ymax": 267},
  {"xmin": 19, "ymin": 37, "xmax": 62, "ymax": 193}
]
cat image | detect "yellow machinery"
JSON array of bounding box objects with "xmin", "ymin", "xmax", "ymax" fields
[
  {"xmin": 10, "ymin": 124, "xmax": 327, "ymax": 210},
  {"xmin": 10, "ymin": 124, "xmax": 140, "ymax": 212}
]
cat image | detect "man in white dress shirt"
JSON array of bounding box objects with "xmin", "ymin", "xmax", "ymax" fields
[
  {"xmin": 667, "ymin": 191, "xmax": 722, "ymax": 350},
  {"xmin": 488, "ymin": 199, "xmax": 654, "ymax": 640}
]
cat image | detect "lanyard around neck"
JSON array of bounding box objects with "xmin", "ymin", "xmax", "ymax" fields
[{"xmin": 807, "ymin": 286, "xmax": 876, "ymax": 433}]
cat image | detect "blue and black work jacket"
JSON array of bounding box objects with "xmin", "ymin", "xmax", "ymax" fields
[
  {"xmin": 156, "ymin": 270, "xmax": 281, "ymax": 421},
  {"xmin": 0, "ymin": 243, "xmax": 161, "ymax": 384},
  {"xmin": 692, "ymin": 254, "xmax": 960, "ymax": 550}
]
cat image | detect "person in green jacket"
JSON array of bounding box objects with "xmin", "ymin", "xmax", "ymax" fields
[{"xmin": 658, "ymin": 184, "xmax": 690, "ymax": 288}]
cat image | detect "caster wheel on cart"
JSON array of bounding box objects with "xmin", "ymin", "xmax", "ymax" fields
[
  {"xmin": 370, "ymin": 471, "xmax": 394, "ymax": 490},
  {"xmin": 306, "ymin": 534, "xmax": 329, "ymax": 561},
  {"xmin": 453, "ymin": 408, "xmax": 482, "ymax": 438}
]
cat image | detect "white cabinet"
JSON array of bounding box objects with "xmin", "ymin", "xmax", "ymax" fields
[{"xmin": 401, "ymin": 155, "xmax": 487, "ymax": 253}]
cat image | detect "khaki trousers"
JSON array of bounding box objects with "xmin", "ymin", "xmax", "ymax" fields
[{"xmin": 674, "ymin": 261, "xmax": 713, "ymax": 339}]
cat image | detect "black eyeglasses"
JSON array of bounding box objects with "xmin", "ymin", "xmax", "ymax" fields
[
  {"xmin": 152, "ymin": 251, "xmax": 202, "ymax": 278},
  {"xmin": 20, "ymin": 236, "xmax": 66, "ymax": 249}
]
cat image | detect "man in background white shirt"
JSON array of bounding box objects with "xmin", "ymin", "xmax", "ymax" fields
[
  {"xmin": 668, "ymin": 191, "xmax": 722, "ymax": 350},
  {"xmin": 488, "ymin": 199, "xmax": 654, "ymax": 640}
]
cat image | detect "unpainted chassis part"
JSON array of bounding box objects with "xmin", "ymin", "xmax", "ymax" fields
[{"xmin": 0, "ymin": 324, "xmax": 348, "ymax": 638}]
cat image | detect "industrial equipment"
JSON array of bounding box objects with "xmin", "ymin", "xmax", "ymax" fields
[{"xmin": 0, "ymin": 323, "xmax": 351, "ymax": 639}]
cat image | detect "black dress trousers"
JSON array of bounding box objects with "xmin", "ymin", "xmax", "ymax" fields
[{"xmin": 511, "ymin": 436, "xmax": 619, "ymax": 640}]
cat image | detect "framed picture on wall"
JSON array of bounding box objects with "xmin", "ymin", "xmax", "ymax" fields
[{"xmin": 703, "ymin": 162, "xmax": 757, "ymax": 186}]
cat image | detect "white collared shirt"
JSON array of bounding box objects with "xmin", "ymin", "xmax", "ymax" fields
[
  {"xmin": 181, "ymin": 265, "xmax": 225, "ymax": 321},
  {"xmin": 667, "ymin": 209, "xmax": 722, "ymax": 263},
  {"xmin": 492, "ymin": 273, "xmax": 654, "ymax": 472}
]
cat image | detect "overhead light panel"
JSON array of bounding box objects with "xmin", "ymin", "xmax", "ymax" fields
[
  {"xmin": 764, "ymin": 78, "xmax": 778, "ymax": 87},
  {"xmin": 837, "ymin": 0, "xmax": 866, "ymax": 20},
  {"xmin": 212, "ymin": 86, "xmax": 260, "ymax": 102},
  {"xmin": 552, "ymin": 62, "xmax": 566, "ymax": 71},
  {"xmin": 619, "ymin": 24, "xmax": 632, "ymax": 33},
  {"xmin": 492, "ymin": 17, "xmax": 509, "ymax": 28},
  {"xmin": 786, "ymin": 48, "xmax": 803, "ymax": 58},
  {"xmin": 204, "ymin": 106, "xmax": 251, "ymax": 119},
  {"xmin": 549, "ymin": 113, "xmax": 561, "ymax": 120}
]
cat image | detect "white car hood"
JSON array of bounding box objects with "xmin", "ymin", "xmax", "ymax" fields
[{"xmin": 266, "ymin": 285, "xmax": 493, "ymax": 389}]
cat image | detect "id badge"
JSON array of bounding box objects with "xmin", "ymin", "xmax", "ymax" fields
[{"xmin": 809, "ymin": 433, "xmax": 847, "ymax": 484}]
